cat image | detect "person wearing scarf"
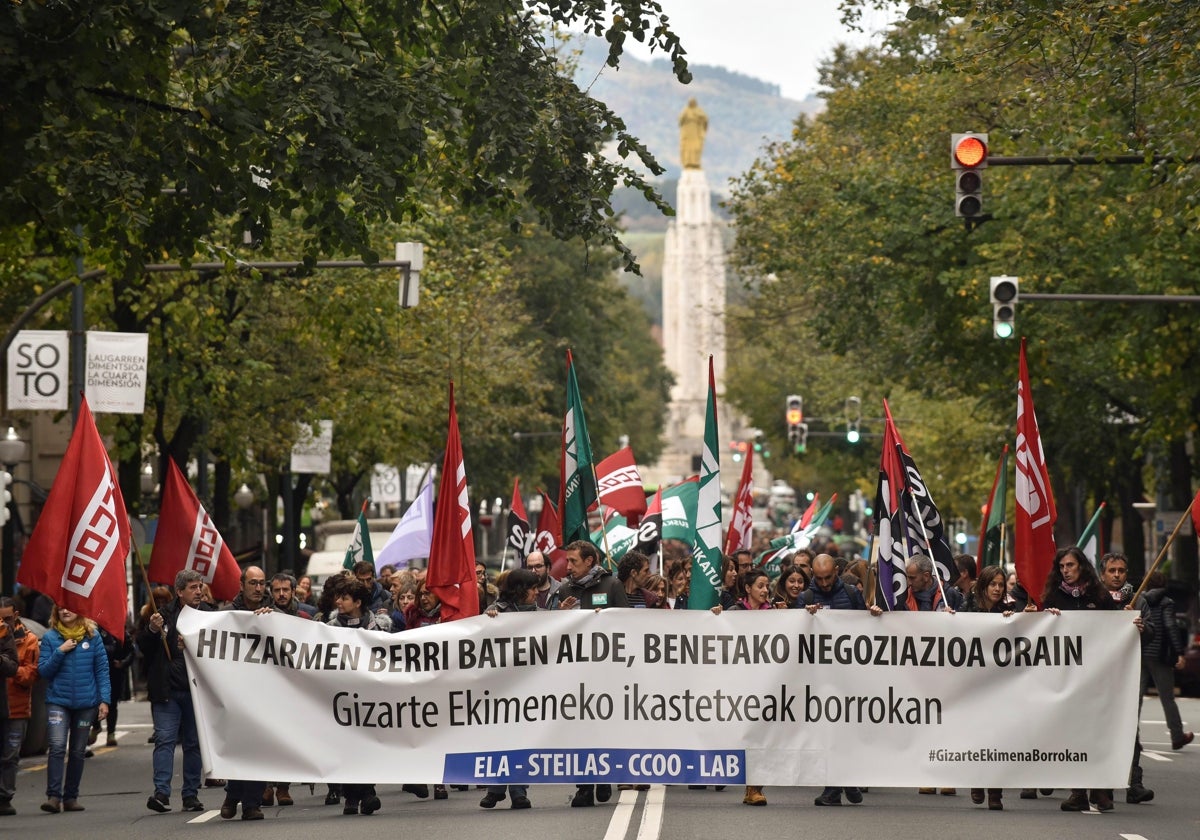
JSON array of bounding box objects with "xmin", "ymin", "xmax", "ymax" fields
[
  {"xmin": 327, "ymin": 578, "xmax": 389, "ymax": 816},
  {"xmin": 37, "ymin": 605, "xmax": 110, "ymax": 814}
]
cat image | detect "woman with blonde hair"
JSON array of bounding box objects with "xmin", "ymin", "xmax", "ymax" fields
[{"xmin": 38, "ymin": 605, "xmax": 111, "ymax": 813}]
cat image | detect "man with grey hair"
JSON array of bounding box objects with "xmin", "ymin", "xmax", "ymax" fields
[
  {"xmin": 894, "ymin": 554, "xmax": 962, "ymax": 612},
  {"xmin": 141, "ymin": 569, "xmax": 213, "ymax": 815}
]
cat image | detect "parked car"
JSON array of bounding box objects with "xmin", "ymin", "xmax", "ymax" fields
[{"xmin": 1178, "ymin": 616, "xmax": 1200, "ymax": 698}]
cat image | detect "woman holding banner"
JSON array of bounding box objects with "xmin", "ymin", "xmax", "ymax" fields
[
  {"xmin": 38, "ymin": 605, "xmax": 110, "ymax": 813},
  {"xmin": 1038, "ymin": 546, "xmax": 1119, "ymax": 812},
  {"xmin": 961, "ymin": 564, "xmax": 1012, "ymax": 810}
]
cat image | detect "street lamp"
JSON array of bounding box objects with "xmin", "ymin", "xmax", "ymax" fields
[{"xmin": 0, "ymin": 426, "xmax": 30, "ymax": 594}]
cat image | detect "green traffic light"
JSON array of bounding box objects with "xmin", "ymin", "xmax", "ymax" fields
[
  {"xmin": 846, "ymin": 429, "xmax": 860, "ymax": 444},
  {"xmin": 994, "ymin": 320, "xmax": 1015, "ymax": 339}
]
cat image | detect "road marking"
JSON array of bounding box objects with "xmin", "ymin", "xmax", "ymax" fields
[
  {"xmin": 637, "ymin": 786, "xmax": 665, "ymax": 840},
  {"xmin": 1141, "ymin": 750, "xmax": 1173, "ymax": 762},
  {"xmin": 1120, "ymin": 834, "xmax": 1150, "ymax": 840},
  {"xmin": 188, "ymin": 810, "xmax": 221, "ymax": 823},
  {"xmin": 603, "ymin": 788, "xmax": 638, "ymax": 840}
]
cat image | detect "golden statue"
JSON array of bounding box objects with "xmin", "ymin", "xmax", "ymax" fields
[{"xmin": 679, "ymin": 98, "xmax": 708, "ymax": 170}]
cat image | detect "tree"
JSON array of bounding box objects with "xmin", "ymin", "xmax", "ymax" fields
[{"xmin": 727, "ymin": 2, "xmax": 1200, "ymax": 575}]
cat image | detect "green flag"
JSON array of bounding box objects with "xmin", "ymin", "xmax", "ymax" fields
[
  {"xmin": 689, "ymin": 357, "xmax": 722, "ymax": 610},
  {"xmin": 977, "ymin": 446, "xmax": 1009, "ymax": 572},
  {"xmin": 1077, "ymin": 502, "xmax": 1106, "ymax": 566},
  {"xmin": 343, "ymin": 500, "xmax": 374, "ymax": 570},
  {"xmin": 560, "ymin": 350, "xmax": 598, "ymax": 546}
]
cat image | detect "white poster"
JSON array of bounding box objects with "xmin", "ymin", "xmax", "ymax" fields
[
  {"xmin": 7, "ymin": 330, "xmax": 69, "ymax": 410},
  {"xmin": 180, "ymin": 608, "xmax": 1139, "ymax": 788},
  {"xmin": 85, "ymin": 331, "xmax": 149, "ymax": 414},
  {"xmin": 370, "ymin": 464, "xmax": 402, "ymax": 505},
  {"xmin": 290, "ymin": 420, "xmax": 333, "ymax": 474}
]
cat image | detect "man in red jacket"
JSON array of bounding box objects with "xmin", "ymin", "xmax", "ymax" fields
[{"xmin": 0, "ymin": 597, "xmax": 26, "ymax": 816}]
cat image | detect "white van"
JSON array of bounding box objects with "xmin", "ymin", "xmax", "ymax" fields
[{"xmin": 305, "ymin": 519, "xmax": 408, "ymax": 595}]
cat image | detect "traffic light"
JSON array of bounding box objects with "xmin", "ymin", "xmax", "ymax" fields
[
  {"xmin": 990, "ymin": 275, "xmax": 1018, "ymax": 339},
  {"xmin": 794, "ymin": 422, "xmax": 809, "ymax": 454},
  {"xmin": 951, "ymin": 132, "xmax": 988, "ymax": 218},
  {"xmin": 845, "ymin": 395, "xmax": 862, "ymax": 444},
  {"xmin": 753, "ymin": 432, "xmax": 764, "ymax": 453},
  {"xmin": 785, "ymin": 395, "xmax": 803, "ymax": 450},
  {"xmin": 0, "ymin": 471, "xmax": 11, "ymax": 527}
]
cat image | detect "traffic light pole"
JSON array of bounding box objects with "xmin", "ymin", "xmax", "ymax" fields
[
  {"xmin": 1021, "ymin": 292, "xmax": 1200, "ymax": 303},
  {"xmin": 987, "ymin": 154, "xmax": 1200, "ymax": 167}
]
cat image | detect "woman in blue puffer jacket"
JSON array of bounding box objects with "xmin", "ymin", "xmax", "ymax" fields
[{"xmin": 38, "ymin": 605, "xmax": 111, "ymax": 814}]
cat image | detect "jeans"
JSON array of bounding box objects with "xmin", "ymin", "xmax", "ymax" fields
[
  {"xmin": 46, "ymin": 704, "xmax": 96, "ymax": 801},
  {"xmin": 151, "ymin": 689, "xmax": 201, "ymax": 799},
  {"xmin": 486, "ymin": 783, "xmax": 528, "ymax": 800},
  {"xmin": 0, "ymin": 718, "xmax": 28, "ymax": 803}
]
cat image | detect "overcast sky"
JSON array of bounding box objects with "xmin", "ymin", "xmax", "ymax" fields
[{"xmin": 611, "ymin": 1, "xmax": 892, "ymax": 100}]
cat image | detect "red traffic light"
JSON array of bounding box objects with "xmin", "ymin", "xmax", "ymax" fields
[{"xmin": 952, "ymin": 135, "xmax": 987, "ymax": 168}]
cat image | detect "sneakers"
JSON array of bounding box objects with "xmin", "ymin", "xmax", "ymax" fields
[
  {"xmin": 220, "ymin": 799, "xmax": 238, "ymax": 819},
  {"xmin": 596, "ymin": 784, "xmax": 613, "ymax": 803},
  {"xmin": 41, "ymin": 797, "xmax": 61, "ymax": 814},
  {"xmin": 570, "ymin": 787, "xmax": 594, "ymax": 807},
  {"xmin": 146, "ymin": 792, "xmax": 170, "ymax": 813},
  {"xmin": 742, "ymin": 786, "xmax": 767, "ymax": 806},
  {"xmin": 275, "ymin": 785, "xmax": 293, "ymax": 806},
  {"xmin": 360, "ymin": 796, "xmax": 381, "ymax": 815},
  {"xmin": 1127, "ymin": 784, "xmax": 1154, "ymax": 804},
  {"xmin": 182, "ymin": 796, "xmax": 204, "ymax": 812},
  {"xmin": 814, "ymin": 790, "xmax": 842, "ymax": 806},
  {"xmin": 480, "ymin": 792, "xmax": 505, "ymax": 809},
  {"xmin": 241, "ymin": 806, "xmax": 264, "ymax": 820},
  {"xmin": 845, "ymin": 787, "xmax": 863, "ymax": 804},
  {"xmin": 1172, "ymin": 731, "xmax": 1195, "ymax": 750},
  {"xmin": 402, "ymin": 783, "xmax": 430, "ymax": 798},
  {"xmin": 433, "ymin": 784, "xmax": 448, "ymax": 800},
  {"xmin": 325, "ymin": 789, "xmax": 341, "ymax": 805},
  {"xmin": 511, "ymin": 796, "xmax": 531, "ymax": 810}
]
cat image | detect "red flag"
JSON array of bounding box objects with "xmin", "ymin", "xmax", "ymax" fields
[
  {"xmin": 595, "ymin": 446, "xmax": 647, "ymax": 522},
  {"xmin": 148, "ymin": 459, "xmax": 241, "ymax": 601},
  {"xmin": 1015, "ymin": 339, "xmax": 1057, "ymax": 607},
  {"xmin": 426, "ymin": 383, "xmax": 479, "ymax": 621},
  {"xmin": 536, "ymin": 491, "xmax": 569, "ymax": 580},
  {"xmin": 799, "ymin": 493, "xmax": 820, "ymax": 530},
  {"xmin": 723, "ymin": 447, "xmax": 755, "ymax": 556},
  {"xmin": 1191, "ymin": 489, "xmax": 1200, "ymax": 548},
  {"xmin": 17, "ymin": 398, "xmax": 131, "ymax": 639}
]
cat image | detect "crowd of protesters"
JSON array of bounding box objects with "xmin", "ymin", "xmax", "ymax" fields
[{"xmin": 0, "ymin": 536, "xmax": 1187, "ymax": 819}]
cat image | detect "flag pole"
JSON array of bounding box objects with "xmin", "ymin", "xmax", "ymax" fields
[
  {"xmin": 129, "ymin": 532, "xmax": 172, "ymax": 660},
  {"xmin": 1130, "ymin": 496, "xmax": 1198, "ymax": 602}
]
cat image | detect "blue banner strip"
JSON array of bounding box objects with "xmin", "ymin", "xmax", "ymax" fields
[{"xmin": 443, "ymin": 748, "xmax": 746, "ymax": 785}]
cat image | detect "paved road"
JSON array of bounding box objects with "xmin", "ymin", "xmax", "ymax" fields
[{"xmin": 3, "ymin": 696, "xmax": 1197, "ymax": 840}]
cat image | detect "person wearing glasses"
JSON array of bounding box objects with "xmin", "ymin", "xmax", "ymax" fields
[
  {"xmin": 526, "ymin": 551, "xmax": 562, "ymax": 611},
  {"xmin": 217, "ymin": 566, "xmax": 274, "ymax": 819},
  {"xmin": 802, "ymin": 554, "xmax": 882, "ymax": 807}
]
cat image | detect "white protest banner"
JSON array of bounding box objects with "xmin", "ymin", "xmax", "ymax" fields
[
  {"xmin": 7, "ymin": 330, "xmax": 69, "ymax": 410},
  {"xmin": 179, "ymin": 608, "xmax": 1138, "ymax": 788},
  {"xmin": 85, "ymin": 331, "xmax": 149, "ymax": 413},
  {"xmin": 290, "ymin": 420, "xmax": 333, "ymax": 474}
]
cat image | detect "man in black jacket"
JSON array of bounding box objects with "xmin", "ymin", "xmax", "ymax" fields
[
  {"xmin": 559, "ymin": 540, "xmax": 626, "ymax": 807},
  {"xmin": 139, "ymin": 569, "xmax": 212, "ymax": 815}
]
